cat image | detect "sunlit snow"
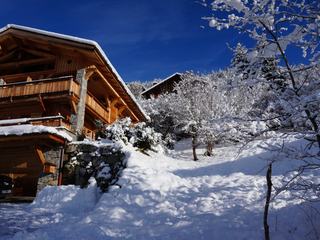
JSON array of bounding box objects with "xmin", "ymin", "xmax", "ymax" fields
[{"xmin": 0, "ymin": 136, "xmax": 319, "ymax": 240}]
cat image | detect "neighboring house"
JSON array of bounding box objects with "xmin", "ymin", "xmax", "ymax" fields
[
  {"xmin": 0, "ymin": 24, "xmax": 147, "ymax": 197},
  {"xmin": 141, "ymin": 73, "xmax": 182, "ymax": 99}
]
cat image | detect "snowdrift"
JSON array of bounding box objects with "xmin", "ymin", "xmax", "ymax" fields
[{"xmin": 3, "ymin": 135, "xmax": 320, "ymax": 240}]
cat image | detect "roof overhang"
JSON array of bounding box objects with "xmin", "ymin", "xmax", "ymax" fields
[
  {"xmin": 0, "ymin": 24, "xmax": 149, "ymax": 122},
  {"xmin": 0, "ymin": 133, "xmax": 67, "ymax": 150}
]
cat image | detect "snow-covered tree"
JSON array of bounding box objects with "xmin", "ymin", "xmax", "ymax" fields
[
  {"xmin": 127, "ymin": 81, "xmax": 146, "ymax": 99},
  {"xmin": 141, "ymin": 68, "xmax": 267, "ymax": 159},
  {"xmin": 169, "ymin": 71, "xmax": 264, "ymax": 159},
  {"xmin": 171, "ymin": 72, "xmax": 214, "ymax": 160},
  {"xmin": 203, "ymin": 1, "xmax": 320, "ymax": 231},
  {"xmin": 140, "ymin": 91, "xmax": 177, "ymax": 151},
  {"xmin": 203, "ymin": 0, "xmax": 320, "ymax": 145},
  {"xmin": 231, "ymin": 43, "xmax": 250, "ymax": 80}
]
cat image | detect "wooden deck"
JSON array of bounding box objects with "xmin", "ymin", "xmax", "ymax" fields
[{"xmin": 0, "ymin": 76, "xmax": 111, "ymax": 129}]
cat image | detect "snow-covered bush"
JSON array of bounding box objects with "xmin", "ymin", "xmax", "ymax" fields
[
  {"xmin": 130, "ymin": 122, "xmax": 162, "ymax": 151},
  {"xmin": 163, "ymin": 133, "xmax": 176, "ymax": 149},
  {"xmin": 95, "ymin": 145, "xmax": 126, "ymax": 192},
  {"xmin": 103, "ymin": 117, "xmax": 162, "ymax": 152},
  {"xmin": 104, "ymin": 118, "xmax": 132, "ymax": 144},
  {"xmin": 65, "ymin": 141, "xmax": 126, "ymax": 192}
]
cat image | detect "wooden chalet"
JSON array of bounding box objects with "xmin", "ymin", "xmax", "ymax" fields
[
  {"xmin": 0, "ymin": 24, "xmax": 147, "ymax": 197},
  {"xmin": 141, "ymin": 73, "xmax": 182, "ymax": 99}
]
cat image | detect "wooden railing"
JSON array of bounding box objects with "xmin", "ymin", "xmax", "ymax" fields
[
  {"xmin": 30, "ymin": 116, "xmax": 72, "ymax": 130},
  {"xmin": 82, "ymin": 127, "xmax": 96, "ymax": 140},
  {"xmin": 0, "ymin": 76, "xmax": 80, "ymax": 98},
  {"xmin": 0, "ymin": 76, "xmax": 109, "ymax": 123},
  {"xmin": 31, "ymin": 116, "xmax": 95, "ymax": 140},
  {"xmin": 86, "ymin": 92, "xmax": 110, "ymax": 123},
  {"xmin": 0, "ymin": 76, "xmax": 111, "ymax": 139}
]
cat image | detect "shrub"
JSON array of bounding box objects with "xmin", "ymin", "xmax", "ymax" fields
[
  {"xmin": 104, "ymin": 118, "xmax": 162, "ymax": 151},
  {"xmin": 65, "ymin": 142, "xmax": 126, "ymax": 192}
]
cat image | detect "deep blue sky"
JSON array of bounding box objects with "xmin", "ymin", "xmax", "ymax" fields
[{"xmin": 0, "ymin": 0, "xmax": 244, "ymax": 82}]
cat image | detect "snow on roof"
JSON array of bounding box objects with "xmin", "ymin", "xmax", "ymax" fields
[
  {"xmin": 0, "ymin": 118, "xmax": 30, "ymax": 126},
  {"xmin": 0, "ymin": 116, "xmax": 65, "ymax": 126},
  {"xmin": 0, "ymin": 124, "xmax": 73, "ymax": 141},
  {"xmin": 0, "ymin": 24, "xmax": 148, "ymax": 121},
  {"xmin": 141, "ymin": 72, "xmax": 182, "ymax": 95}
]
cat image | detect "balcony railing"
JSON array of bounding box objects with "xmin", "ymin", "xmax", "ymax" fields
[
  {"xmin": 0, "ymin": 76, "xmax": 114, "ymax": 139},
  {"xmin": 0, "ymin": 76, "xmax": 111, "ymax": 126},
  {"xmin": 0, "ymin": 76, "xmax": 79, "ymax": 98},
  {"xmin": 86, "ymin": 92, "xmax": 110, "ymax": 122},
  {"xmin": 0, "ymin": 115, "xmax": 95, "ymax": 140}
]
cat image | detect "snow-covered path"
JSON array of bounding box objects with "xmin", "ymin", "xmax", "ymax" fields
[
  {"xmin": 0, "ymin": 204, "xmax": 32, "ymax": 239},
  {"xmin": 1, "ymin": 136, "xmax": 319, "ymax": 240},
  {"xmin": 0, "ymin": 200, "xmax": 89, "ymax": 240}
]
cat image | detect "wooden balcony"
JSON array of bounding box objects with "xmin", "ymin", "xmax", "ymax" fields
[
  {"xmin": 0, "ymin": 116, "xmax": 95, "ymax": 140},
  {"xmin": 0, "ymin": 76, "xmax": 79, "ymax": 98},
  {"xmin": 0, "ymin": 76, "xmax": 111, "ymax": 127},
  {"xmin": 31, "ymin": 116, "xmax": 95, "ymax": 139},
  {"xmin": 30, "ymin": 116, "xmax": 72, "ymax": 130}
]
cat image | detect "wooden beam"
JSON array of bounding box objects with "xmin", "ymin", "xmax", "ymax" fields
[
  {"xmin": 0, "ymin": 47, "xmax": 18, "ymax": 62},
  {"xmin": 0, "ymin": 69, "xmax": 56, "ymax": 82},
  {"xmin": 87, "ymin": 67, "xmax": 127, "ymax": 106},
  {"xmin": 35, "ymin": 147, "xmax": 46, "ymax": 165},
  {"xmin": 38, "ymin": 94, "xmax": 46, "ymax": 112},
  {"xmin": 71, "ymin": 100, "xmax": 77, "ymax": 114},
  {"xmin": 20, "ymin": 47, "xmax": 56, "ymax": 58},
  {"xmin": 0, "ymin": 56, "xmax": 55, "ymax": 69},
  {"xmin": 0, "ymin": 133, "xmax": 66, "ymax": 146},
  {"xmin": 88, "ymin": 68, "xmax": 139, "ymax": 122},
  {"xmin": 110, "ymin": 97, "xmax": 119, "ymax": 108},
  {"xmin": 43, "ymin": 163, "xmax": 56, "ymax": 174},
  {"xmin": 84, "ymin": 65, "xmax": 96, "ymax": 80},
  {"xmin": 118, "ymin": 105, "xmax": 127, "ymax": 116},
  {"xmin": 47, "ymin": 134, "xmax": 67, "ymax": 144}
]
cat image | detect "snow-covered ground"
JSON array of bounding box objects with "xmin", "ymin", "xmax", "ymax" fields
[{"xmin": 1, "ymin": 135, "xmax": 320, "ymax": 240}]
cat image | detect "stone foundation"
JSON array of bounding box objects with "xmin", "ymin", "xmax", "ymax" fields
[
  {"xmin": 37, "ymin": 148, "xmax": 62, "ymax": 192},
  {"xmin": 63, "ymin": 142, "xmax": 126, "ymax": 191},
  {"xmin": 36, "ymin": 142, "xmax": 125, "ymax": 193}
]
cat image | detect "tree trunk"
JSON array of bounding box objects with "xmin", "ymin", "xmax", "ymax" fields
[
  {"xmin": 204, "ymin": 141, "xmax": 214, "ymax": 156},
  {"xmin": 264, "ymin": 163, "xmax": 272, "ymax": 240},
  {"xmin": 192, "ymin": 135, "xmax": 198, "ymax": 161}
]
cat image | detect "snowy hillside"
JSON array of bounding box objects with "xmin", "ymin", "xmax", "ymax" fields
[{"xmin": 1, "ymin": 135, "xmax": 320, "ymax": 240}]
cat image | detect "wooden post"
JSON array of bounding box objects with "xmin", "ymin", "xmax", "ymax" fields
[
  {"xmin": 73, "ymin": 68, "xmax": 87, "ymax": 135},
  {"xmin": 107, "ymin": 97, "xmax": 111, "ymax": 123},
  {"xmin": 57, "ymin": 146, "xmax": 65, "ymax": 186}
]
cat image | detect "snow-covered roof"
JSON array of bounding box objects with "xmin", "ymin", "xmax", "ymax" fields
[
  {"xmin": 0, "ymin": 124, "xmax": 73, "ymax": 141},
  {"xmin": 0, "ymin": 118, "xmax": 30, "ymax": 126},
  {"xmin": 0, "ymin": 24, "xmax": 148, "ymax": 121},
  {"xmin": 141, "ymin": 72, "xmax": 181, "ymax": 95},
  {"xmin": 0, "ymin": 116, "xmax": 65, "ymax": 126}
]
